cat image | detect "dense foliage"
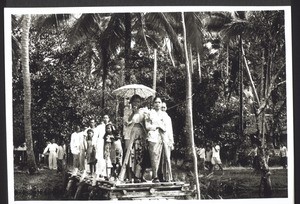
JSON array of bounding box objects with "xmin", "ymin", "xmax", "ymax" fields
[{"xmin": 12, "ymin": 11, "xmax": 287, "ymax": 166}]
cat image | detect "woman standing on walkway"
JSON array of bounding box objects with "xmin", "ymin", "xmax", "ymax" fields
[
  {"xmin": 145, "ymin": 96, "xmax": 167, "ymax": 183},
  {"xmin": 122, "ymin": 94, "xmax": 148, "ymax": 182}
]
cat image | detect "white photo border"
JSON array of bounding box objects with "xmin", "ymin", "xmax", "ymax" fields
[{"xmin": 4, "ymin": 6, "xmax": 294, "ymax": 204}]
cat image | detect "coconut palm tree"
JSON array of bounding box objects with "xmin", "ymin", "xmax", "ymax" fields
[
  {"xmin": 20, "ymin": 14, "xmax": 38, "ymax": 174},
  {"xmin": 142, "ymin": 11, "xmax": 202, "ymax": 199},
  {"xmin": 181, "ymin": 12, "xmax": 201, "ymax": 199}
]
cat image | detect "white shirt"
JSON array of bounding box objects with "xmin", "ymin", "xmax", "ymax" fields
[
  {"xmin": 146, "ymin": 109, "xmax": 166, "ymax": 143},
  {"xmin": 198, "ymin": 148, "xmax": 206, "ymax": 159},
  {"xmin": 280, "ymin": 146, "xmax": 287, "ymax": 157},
  {"xmin": 78, "ymin": 131, "xmax": 87, "ymax": 151},
  {"xmin": 94, "ymin": 123, "xmax": 106, "ymax": 160},
  {"xmin": 212, "ymin": 145, "xmax": 221, "ymax": 159},
  {"xmin": 43, "ymin": 143, "xmax": 58, "ymax": 154},
  {"xmin": 70, "ymin": 131, "xmax": 81, "ymax": 155}
]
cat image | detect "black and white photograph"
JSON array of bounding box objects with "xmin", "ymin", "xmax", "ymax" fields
[{"xmin": 4, "ymin": 5, "xmax": 294, "ymax": 203}]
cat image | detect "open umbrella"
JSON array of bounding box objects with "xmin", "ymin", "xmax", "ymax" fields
[{"xmin": 112, "ymin": 84, "xmax": 156, "ymax": 98}]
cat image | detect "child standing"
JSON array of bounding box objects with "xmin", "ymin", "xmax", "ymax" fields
[
  {"xmin": 111, "ymin": 131, "xmax": 123, "ymax": 178},
  {"xmin": 103, "ymin": 124, "xmax": 115, "ymax": 178},
  {"xmin": 57, "ymin": 140, "xmax": 65, "ymax": 173},
  {"xmin": 86, "ymin": 129, "xmax": 97, "ymax": 175}
]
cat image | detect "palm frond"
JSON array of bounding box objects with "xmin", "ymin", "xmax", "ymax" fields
[
  {"xmin": 34, "ymin": 14, "xmax": 71, "ymax": 34},
  {"xmin": 185, "ymin": 12, "xmax": 204, "ymax": 52},
  {"xmin": 204, "ymin": 12, "xmax": 232, "ymax": 32},
  {"xmin": 68, "ymin": 14, "xmax": 110, "ymax": 44}
]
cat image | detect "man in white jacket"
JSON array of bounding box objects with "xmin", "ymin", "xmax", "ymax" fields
[
  {"xmin": 43, "ymin": 139, "xmax": 59, "ymax": 170},
  {"xmin": 70, "ymin": 125, "xmax": 81, "ymax": 171}
]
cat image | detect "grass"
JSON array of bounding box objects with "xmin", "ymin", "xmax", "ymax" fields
[{"xmin": 14, "ymin": 168, "xmax": 65, "ymax": 200}]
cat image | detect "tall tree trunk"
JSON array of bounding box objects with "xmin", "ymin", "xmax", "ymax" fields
[
  {"xmin": 100, "ymin": 41, "xmax": 109, "ymax": 108},
  {"xmin": 124, "ymin": 13, "xmax": 132, "ymax": 84},
  {"xmin": 226, "ymin": 44, "xmax": 229, "ymax": 77},
  {"xmin": 21, "ymin": 14, "xmax": 37, "ymax": 174},
  {"xmin": 153, "ymin": 48, "xmax": 157, "ymax": 94},
  {"xmin": 241, "ymin": 40, "xmax": 272, "ymax": 198},
  {"xmin": 189, "ymin": 44, "xmax": 193, "ymax": 74},
  {"xmin": 257, "ymin": 47, "xmax": 273, "ymax": 198},
  {"xmin": 241, "ymin": 43, "xmax": 260, "ymax": 105},
  {"xmin": 239, "ymin": 35, "xmax": 244, "ymax": 140},
  {"xmin": 197, "ymin": 52, "xmax": 201, "ymax": 83},
  {"xmin": 182, "ymin": 12, "xmax": 201, "ymax": 200}
]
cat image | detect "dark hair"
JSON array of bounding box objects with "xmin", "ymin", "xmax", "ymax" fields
[
  {"xmin": 153, "ymin": 96, "xmax": 162, "ymax": 103},
  {"xmin": 87, "ymin": 129, "xmax": 94, "ymax": 134},
  {"xmin": 105, "ymin": 123, "xmax": 118, "ymax": 135},
  {"xmin": 105, "ymin": 123, "xmax": 115, "ymax": 131},
  {"xmin": 130, "ymin": 94, "xmax": 142, "ymax": 104}
]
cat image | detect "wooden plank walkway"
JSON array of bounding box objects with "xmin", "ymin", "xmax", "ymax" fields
[{"xmin": 64, "ymin": 171, "xmax": 193, "ymax": 200}]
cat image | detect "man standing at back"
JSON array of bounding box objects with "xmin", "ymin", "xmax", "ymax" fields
[
  {"xmin": 43, "ymin": 138, "xmax": 59, "ymax": 170},
  {"xmin": 95, "ymin": 115, "xmax": 111, "ymax": 178},
  {"xmin": 279, "ymin": 143, "xmax": 287, "ymax": 169},
  {"xmin": 211, "ymin": 141, "xmax": 223, "ymax": 174},
  {"xmin": 70, "ymin": 125, "xmax": 82, "ymax": 172}
]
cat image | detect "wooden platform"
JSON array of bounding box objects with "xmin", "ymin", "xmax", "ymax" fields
[{"xmin": 64, "ymin": 171, "xmax": 194, "ymax": 200}]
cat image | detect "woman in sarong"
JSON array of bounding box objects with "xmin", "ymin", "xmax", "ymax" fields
[
  {"xmin": 145, "ymin": 96, "xmax": 167, "ymax": 183},
  {"xmin": 121, "ymin": 94, "xmax": 148, "ymax": 182}
]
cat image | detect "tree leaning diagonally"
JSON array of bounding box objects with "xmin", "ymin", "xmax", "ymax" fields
[{"xmin": 21, "ymin": 14, "xmax": 37, "ymax": 173}]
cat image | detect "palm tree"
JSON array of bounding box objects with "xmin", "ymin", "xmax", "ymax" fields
[
  {"xmin": 181, "ymin": 12, "xmax": 201, "ymax": 199},
  {"xmin": 20, "ymin": 14, "xmax": 37, "ymax": 174},
  {"xmin": 144, "ymin": 11, "xmax": 202, "ymax": 199}
]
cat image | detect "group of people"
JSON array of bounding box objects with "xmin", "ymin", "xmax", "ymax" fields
[
  {"xmin": 42, "ymin": 139, "xmax": 66, "ymax": 173},
  {"xmin": 247, "ymin": 143, "xmax": 288, "ymax": 172},
  {"xmin": 69, "ymin": 94, "xmax": 174, "ymax": 183},
  {"xmin": 70, "ymin": 114, "xmax": 121, "ymax": 178},
  {"xmin": 196, "ymin": 142, "xmax": 223, "ymax": 174}
]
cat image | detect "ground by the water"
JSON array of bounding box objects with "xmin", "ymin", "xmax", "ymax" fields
[{"xmin": 14, "ymin": 166, "xmax": 288, "ymax": 200}]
